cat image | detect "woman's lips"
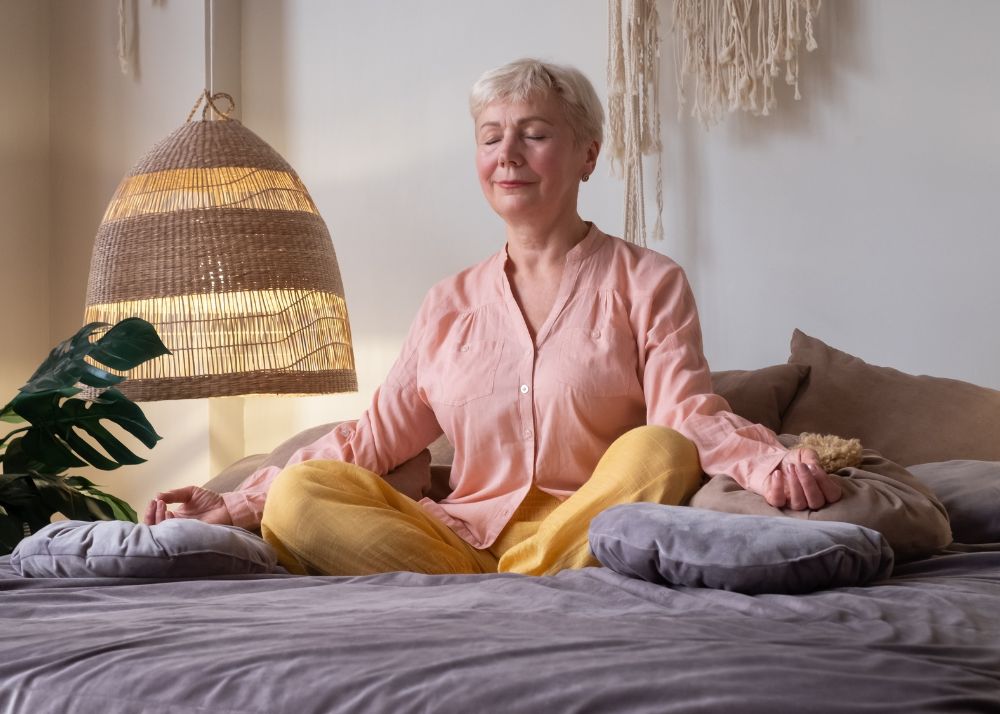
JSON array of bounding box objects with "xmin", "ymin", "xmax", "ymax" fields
[{"xmin": 496, "ymin": 180, "xmax": 531, "ymax": 188}]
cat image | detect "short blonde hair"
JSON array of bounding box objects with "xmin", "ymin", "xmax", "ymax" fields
[{"xmin": 469, "ymin": 58, "xmax": 604, "ymax": 146}]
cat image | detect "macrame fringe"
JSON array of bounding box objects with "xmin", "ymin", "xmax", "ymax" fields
[
  {"xmin": 118, "ymin": 0, "xmax": 131, "ymax": 75},
  {"xmin": 672, "ymin": 0, "xmax": 822, "ymax": 126},
  {"xmin": 607, "ymin": 0, "xmax": 663, "ymax": 247}
]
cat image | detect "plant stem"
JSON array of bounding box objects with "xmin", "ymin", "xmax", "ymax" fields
[{"xmin": 0, "ymin": 427, "xmax": 30, "ymax": 448}]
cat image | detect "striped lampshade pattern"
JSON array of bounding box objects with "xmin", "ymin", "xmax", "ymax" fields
[{"xmin": 84, "ymin": 93, "xmax": 357, "ymax": 400}]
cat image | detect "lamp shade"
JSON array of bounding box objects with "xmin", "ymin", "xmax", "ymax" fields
[{"xmin": 84, "ymin": 93, "xmax": 357, "ymax": 401}]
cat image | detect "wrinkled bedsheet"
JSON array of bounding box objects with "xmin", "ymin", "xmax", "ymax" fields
[{"xmin": 2, "ymin": 548, "xmax": 999, "ymax": 713}]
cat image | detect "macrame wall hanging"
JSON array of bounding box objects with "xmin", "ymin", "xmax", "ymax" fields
[
  {"xmin": 118, "ymin": 0, "xmax": 132, "ymax": 75},
  {"xmin": 673, "ymin": 0, "xmax": 822, "ymax": 125},
  {"xmin": 608, "ymin": 0, "xmax": 822, "ymax": 246},
  {"xmin": 607, "ymin": 0, "xmax": 663, "ymax": 248}
]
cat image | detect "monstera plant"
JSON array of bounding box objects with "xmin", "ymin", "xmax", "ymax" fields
[{"xmin": 0, "ymin": 318, "xmax": 169, "ymax": 555}]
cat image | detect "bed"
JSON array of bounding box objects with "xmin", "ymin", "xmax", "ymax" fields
[{"xmin": 2, "ymin": 330, "xmax": 999, "ymax": 713}]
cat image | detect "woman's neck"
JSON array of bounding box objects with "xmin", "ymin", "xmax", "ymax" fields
[{"xmin": 504, "ymin": 215, "xmax": 590, "ymax": 272}]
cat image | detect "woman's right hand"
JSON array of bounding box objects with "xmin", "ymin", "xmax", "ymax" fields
[
  {"xmin": 753, "ymin": 448, "xmax": 843, "ymax": 511},
  {"xmin": 143, "ymin": 486, "xmax": 232, "ymax": 525}
]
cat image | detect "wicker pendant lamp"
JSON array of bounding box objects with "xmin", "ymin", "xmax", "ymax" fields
[{"xmin": 84, "ymin": 92, "xmax": 357, "ymax": 401}]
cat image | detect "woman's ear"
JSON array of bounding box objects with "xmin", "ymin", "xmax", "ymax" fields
[{"xmin": 584, "ymin": 140, "xmax": 600, "ymax": 176}]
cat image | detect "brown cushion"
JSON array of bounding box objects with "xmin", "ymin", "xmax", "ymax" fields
[
  {"xmin": 690, "ymin": 434, "xmax": 952, "ymax": 563},
  {"xmin": 781, "ymin": 329, "xmax": 1000, "ymax": 466},
  {"xmin": 712, "ymin": 364, "xmax": 810, "ymax": 432}
]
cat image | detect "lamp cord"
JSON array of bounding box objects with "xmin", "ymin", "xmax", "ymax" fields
[{"xmin": 186, "ymin": 91, "xmax": 236, "ymax": 123}]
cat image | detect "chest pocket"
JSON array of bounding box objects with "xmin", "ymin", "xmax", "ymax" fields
[
  {"xmin": 556, "ymin": 326, "xmax": 638, "ymax": 398},
  {"xmin": 425, "ymin": 339, "xmax": 504, "ymax": 406}
]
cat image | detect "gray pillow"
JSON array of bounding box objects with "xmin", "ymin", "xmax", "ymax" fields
[
  {"xmin": 10, "ymin": 519, "xmax": 278, "ymax": 578},
  {"xmin": 908, "ymin": 461, "xmax": 1000, "ymax": 544},
  {"xmin": 589, "ymin": 503, "xmax": 894, "ymax": 594}
]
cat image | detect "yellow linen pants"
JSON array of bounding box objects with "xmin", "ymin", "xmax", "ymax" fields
[{"xmin": 260, "ymin": 426, "xmax": 701, "ymax": 577}]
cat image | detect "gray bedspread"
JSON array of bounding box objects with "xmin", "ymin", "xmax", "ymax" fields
[{"xmin": 2, "ymin": 548, "xmax": 999, "ymax": 713}]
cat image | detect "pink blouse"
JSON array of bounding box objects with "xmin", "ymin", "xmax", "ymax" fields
[{"xmin": 223, "ymin": 225, "xmax": 788, "ymax": 547}]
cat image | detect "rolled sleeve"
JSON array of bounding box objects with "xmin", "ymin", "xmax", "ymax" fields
[{"xmin": 641, "ymin": 267, "xmax": 787, "ymax": 492}]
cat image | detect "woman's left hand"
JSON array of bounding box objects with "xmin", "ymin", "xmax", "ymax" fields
[
  {"xmin": 758, "ymin": 448, "xmax": 843, "ymax": 511},
  {"xmin": 143, "ymin": 485, "xmax": 231, "ymax": 526}
]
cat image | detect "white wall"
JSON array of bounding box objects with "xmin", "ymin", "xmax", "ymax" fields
[
  {"xmin": 675, "ymin": 1, "xmax": 1000, "ymax": 386},
  {"xmin": 241, "ymin": 0, "xmax": 1000, "ymax": 461},
  {"xmin": 2, "ymin": 0, "xmax": 997, "ymax": 514},
  {"xmin": 0, "ymin": 0, "xmax": 50, "ymax": 399},
  {"xmin": 239, "ymin": 0, "xmax": 626, "ymax": 452},
  {"xmin": 46, "ymin": 0, "xmax": 211, "ymax": 510}
]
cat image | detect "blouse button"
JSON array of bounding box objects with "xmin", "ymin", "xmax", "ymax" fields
[
  {"xmin": 591, "ymin": 329, "xmax": 602, "ymax": 339},
  {"xmin": 460, "ymin": 344, "xmax": 470, "ymax": 352},
  {"xmin": 519, "ymin": 384, "xmax": 529, "ymax": 394},
  {"xmin": 523, "ymin": 428, "xmax": 533, "ymax": 439},
  {"xmin": 339, "ymin": 427, "xmax": 351, "ymax": 437}
]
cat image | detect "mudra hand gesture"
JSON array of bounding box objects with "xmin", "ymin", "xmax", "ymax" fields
[
  {"xmin": 143, "ymin": 486, "xmax": 231, "ymax": 525},
  {"xmin": 753, "ymin": 448, "xmax": 843, "ymax": 511}
]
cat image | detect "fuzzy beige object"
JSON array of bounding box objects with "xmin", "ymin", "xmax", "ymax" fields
[{"xmin": 796, "ymin": 432, "xmax": 863, "ymax": 472}]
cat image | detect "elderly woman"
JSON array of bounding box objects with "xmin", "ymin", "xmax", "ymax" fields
[{"xmin": 145, "ymin": 58, "xmax": 841, "ymax": 576}]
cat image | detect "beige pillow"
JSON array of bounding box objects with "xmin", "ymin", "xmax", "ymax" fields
[
  {"xmin": 690, "ymin": 434, "xmax": 952, "ymax": 563},
  {"xmin": 781, "ymin": 329, "xmax": 1000, "ymax": 466},
  {"xmin": 712, "ymin": 364, "xmax": 809, "ymax": 432},
  {"xmin": 203, "ymin": 423, "xmax": 436, "ymax": 502}
]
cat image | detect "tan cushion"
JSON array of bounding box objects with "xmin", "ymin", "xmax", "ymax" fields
[
  {"xmin": 781, "ymin": 329, "xmax": 1000, "ymax": 466},
  {"xmin": 203, "ymin": 454, "xmax": 267, "ymax": 494},
  {"xmin": 712, "ymin": 364, "xmax": 809, "ymax": 432},
  {"xmin": 689, "ymin": 434, "xmax": 952, "ymax": 562},
  {"xmin": 202, "ymin": 423, "xmax": 335, "ymax": 495},
  {"xmin": 428, "ymin": 434, "xmax": 455, "ymax": 467},
  {"xmin": 204, "ymin": 422, "xmax": 436, "ymax": 502}
]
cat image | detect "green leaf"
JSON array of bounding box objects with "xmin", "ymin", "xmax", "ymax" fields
[
  {"xmin": 19, "ymin": 323, "xmax": 108, "ymax": 394},
  {"xmin": 0, "ymin": 513, "xmax": 27, "ymax": 556},
  {"xmin": 65, "ymin": 416, "xmax": 146, "ymax": 467},
  {"xmin": 10, "ymin": 388, "xmax": 82, "ymax": 423},
  {"xmin": 21, "ymin": 429, "xmax": 88, "ymax": 472},
  {"xmin": 32, "ymin": 473, "xmax": 110, "ymax": 522},
  {"xmin": 59, "ymin": 430, "xmax": 121, "ymax": 471},
  {"xmin": 62, "ymin": 389, "xmax": 161, "ymax": 450},
  {"xmin": 0, "ymin": 426, "xmax": 29, "ymax": 450},
  {"xmin": 9, "ymin": 388, "xmax": 160, "ymax": 473},
  {"xmin": 0, "ymin": 403, "xmax": 24, "ymax": 424},
  {"xmin": 0, "ymin": 319, "xmax": 164, "ymax": 545},
  {"xmin": 1, "ymin": 438, "xmax": 45, "ymax": 475},
  {"xmin": 19, "ymin": 318, "xmax": 170, "ymax": 394},
  {"xmin": 76, "ymin": 362, "xmax": 126, "ymax": 389},
  {"xmin": 0, "ymin": 473, "xmax": 55, "ymax": 532},
  {"xmin": 0, "ymin": 472, "xmax": 137, "ymax": 554},
  {"xmin": 0, "ymin": 472, "xmax": 42, "ymax": 509},
  {"xmin": 89, "ymin": 317, "xmax": 171, "ymax": 371},
  {"xmin": 65, "ymin": 476, "xmax": 138, "ymax": 522}
]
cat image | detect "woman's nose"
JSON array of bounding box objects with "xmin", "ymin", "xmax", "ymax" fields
[{"xmin": 498, "ymin": 138, "xmax": 521, "ymax": 167}]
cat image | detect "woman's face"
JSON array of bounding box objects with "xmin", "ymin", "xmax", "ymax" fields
[{"xmin": 475, "ymin": 92, "xmax": 597, "ymax": 228}]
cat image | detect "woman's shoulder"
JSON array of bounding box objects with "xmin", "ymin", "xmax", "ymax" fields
[
  {"xmin": 419, "ymin": 250, "xmax": 504, "ymax": 317},
  {"xmin": 598, "ymin": 230, "xmax": 689, "ymax": 287}
]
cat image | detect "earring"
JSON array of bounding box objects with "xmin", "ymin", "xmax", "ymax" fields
[{"xmin": 582, "ymin": 173, "xmax": 590, "ymax": 182}]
